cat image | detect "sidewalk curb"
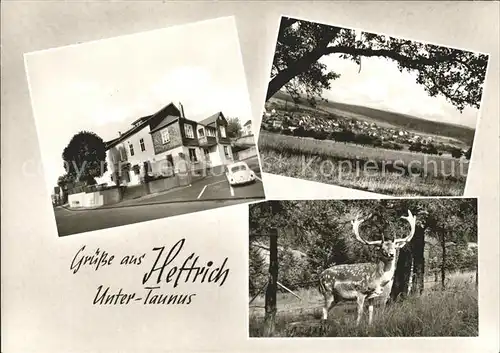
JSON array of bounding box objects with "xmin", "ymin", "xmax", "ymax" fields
[{"xmin": 62, "ymin": 196, "xmax": 265, "ymax": 211}]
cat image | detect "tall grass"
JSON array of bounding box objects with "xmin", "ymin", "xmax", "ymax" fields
[
  {"xmin": 249, "ymin": 272, "xmax": 477, "ymax": 337},
  {"xmin": 258, "ymin": 132, "xmax": 468, "ymax": 196}
]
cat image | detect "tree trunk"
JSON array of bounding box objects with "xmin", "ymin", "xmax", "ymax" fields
[
  {"xmin": 408, "ymin": 257, "xmax": 414, "ymax": 295},
  {"xmin": 410, "ymin": 226, "xmax": 425, "ymax": 295},
  {"xmin": 441, "ymin": 232, "xmax": 447, "ymax": 289},
  {"xmin": 263, "ymin": 229, "xmax": 278, "ymax": 337},
  {"xmin": 389, "ymin": 246, "xmax": 413, "ymax": 302},
  {"xmin": 267, "ymin": 52, "xmax": 323, "ymax": 101}
]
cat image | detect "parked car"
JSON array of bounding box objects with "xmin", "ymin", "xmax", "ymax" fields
[{"xmin": 225, "ymin": 161, "xmax": 256, "ymax": 186}]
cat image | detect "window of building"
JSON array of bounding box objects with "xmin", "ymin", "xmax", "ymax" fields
[
  {"xmin": 220, "ymin": 126, "xmax": 227, "ymax": 138},
  {"xmin": 119, "ymin": 147, "xmax": 126, "ymax": 161},
  {"xmin": 207, "ymin": 127, "xmax": 216, "ymax": 137},
  {"xmin": 129, "ymin": 143, "xmax": 135, "ymax": 156},
  {"xmin": 184, "ymin": 124, "xmax": 194, "ymax": 138},
  {"xmin": 140, "ymin": 138, "xmax": 146, "ymax": 151},
  {"xmin": 188, "ymin": 148, "xmax": 198, "ymax": 162},
  {"xmin": 198, "ymin": 127, "xmax": 205, "ymax": 137},
  {"xmin": 161, "ymin": 129, "xmax": 170, "ymax": 144},
  {"xmin": 224, "ymin": 145, "xmax": 230, "ymax": 157}
]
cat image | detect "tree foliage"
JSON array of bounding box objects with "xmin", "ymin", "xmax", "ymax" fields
[
  {"xmin": 56, "ymin": 173, "xmax": 75, "ymax": 203},
  {"xmin": 451, "ymin": 147, "xmax": 463, "ymax": 158},
  {"xmin": 57, "ymin": 173, "xmax": 74, "ymax": 189},
  {"xmin": 226, "ymin": 117, "xmax": 243, "ymax": 138},
  {"xmin": 249, "ymin": 245, "xmax": 267, "ymax": 296},
  {"xmin": 278, "ymin": 248, "xmax": 312, "ymax": 290},
  {"xmin": 428, "ymin": 244, "xmax": 477, "ymax": 274},
  {"xmin": 248, "ymin": 199, "xmax": 478, "ymax": 298},
  {"xmin": 269, "ymin": 17, "xmax": 488, "ymax": 112},
  {"xmin": 62, "ymin": 131, "xmax": 107, "ymax": 185},
  {"xmin": 464, "ymin": 146, "xmax": 473, "ymax": 160}
]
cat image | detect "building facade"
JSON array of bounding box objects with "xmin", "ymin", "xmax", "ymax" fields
[
  {"xmin": 243, "ymin": 119, "xmax": 253, "ymax": 136},
  {"xmin": 95, "ymin": 102, "xmax": 233, "ymax": 186}
]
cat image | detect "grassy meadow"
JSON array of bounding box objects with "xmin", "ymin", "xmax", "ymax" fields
[
  {"xmin": 249, "ymin": 271, "xmax": 478, "ymax": 337},
  {"xmin": 258, "ymin": 131, "xmax": 469, "ymax": 196}
]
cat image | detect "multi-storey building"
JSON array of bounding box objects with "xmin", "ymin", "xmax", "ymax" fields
[
  {"xmin": 95, "ymin": 102, "xmax": 233, "ymax": 186},
  {"xmin": 243, "ymin": 119, "xmax": 253, "ymax": 136}
]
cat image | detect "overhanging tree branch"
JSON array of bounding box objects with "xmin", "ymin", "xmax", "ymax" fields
[
  {"xmin": 267, "ymin": 46, "xmax": 330, "ymax": 101},
  {"xmin": 266, "ymin": 18, "xmax": 488, "ymax": 112}
]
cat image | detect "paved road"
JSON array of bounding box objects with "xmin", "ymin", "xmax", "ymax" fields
[
  {"xmin": 55, "ymin": 159, "xmax": 266, "ymax": 236},
  {"xmin": 55, "ymin": 198, "xmax": 261, "ymax": 237},
  {"xmin": 113, "ymin": 157, "xmax": 265, "ymax": 206},
  {"xmin": 134, "ymin": 172, "xmax": 265, "ymax": 205}
]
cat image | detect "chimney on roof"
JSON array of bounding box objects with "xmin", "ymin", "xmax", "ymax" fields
[
  {"xmin": 179, "ymin": 102, "xmax": 185, "ymax": 119},
  {"xmin": 118, "ymin": 131, "xmax": 122, "ymax": 136}
]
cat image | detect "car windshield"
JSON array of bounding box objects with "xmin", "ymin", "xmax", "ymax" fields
[{"xmin": 230, "ymin": 165, "xmax": 247, "ymax": 173}]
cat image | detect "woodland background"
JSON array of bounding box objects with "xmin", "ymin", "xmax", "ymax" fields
[{"xmin": 248, "ymin": 199, "xmax": 478, "ymax": 337}]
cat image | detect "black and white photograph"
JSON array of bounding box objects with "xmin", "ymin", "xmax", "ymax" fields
[
  {"xmin": 249, "ymin": 199, "xmax": 478, "ymax": 337},
  {"xmin": 24, "ymin": 16, "xmax": 265, "ymax": 237},
  {"xmin": 258, "ymin": 16, "xmax": 490, "ymax": 196},
  {"xmin": 3, "ymin": 2, "xmax": 499, "ymax": 353}
]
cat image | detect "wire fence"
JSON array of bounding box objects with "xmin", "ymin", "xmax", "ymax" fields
[
  {"xmin": 249, "ymin": 229, "xmax": 477, "ymax": 335},
  {"xmin": 249, "ymin": 274, "xmax": 475, "ymax": 314}
]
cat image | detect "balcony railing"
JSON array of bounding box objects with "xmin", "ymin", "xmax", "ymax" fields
[
  {"xmin": 199, "ymin": 136, "xmax": 208, "ymax": 145},
  {"xmin": 198, "ymin": 135, "xmax": 217, "ymax": 146}
]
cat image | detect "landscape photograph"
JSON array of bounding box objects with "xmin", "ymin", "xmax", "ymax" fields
[
  {"xmin": 258, "ymin": 16, "xmax": 490, "ymax": 196},
  {"xmin": 249, "ymin": 199, "xmax": 478, "ymax": 337},
  {"xmin": 24, "ymin": 16, "xmax": 265, "ymax": 237}
]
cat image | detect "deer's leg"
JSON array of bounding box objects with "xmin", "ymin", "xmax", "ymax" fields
[
  {"xmin": 322, "ymin": 292, "xmax": 335, "ymax": 321},
  {"xmin": 367, "ymin": 298, "xmax": 374, "ymax": 325},
  {"xmin": 356, "ymin": 294, "xmax": 365, "ymax": 326}
]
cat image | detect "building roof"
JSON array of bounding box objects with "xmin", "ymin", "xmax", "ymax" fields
[
  {"xmin": 106, "ymin": 102, "xmax": 177, "ymax": 149},
  {"xmin": 244, "ymin": 120, "xmax": 252, "ymax": 126},
  {"xmin": 198, "ymin": 112, "xmax": 223, "ymax": 126},
  {"xmin": 104, "ymin": 104, "xmax": 229, "ymax": 149},
  {"xmin": 131, "ymin": 115, "xmax": 152, "ymax": 127},
  {"xmin": 149, "ymin": 115, "xmax": 180, "ymax": 133},
  {"xmin": 105, "ymin": 137, "xmax": 120, "ymax": 148},
  {"xmin": 106, "ymin": 120, "xmax": 151, "ymax": 149}
]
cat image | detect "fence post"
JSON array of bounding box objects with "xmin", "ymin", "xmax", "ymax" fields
[
  {"xmin": 441, "ymin": 232, "xmax": 447, "ymax": 290},
  {"xmin": 475, "ymin": 264, "xmax": 478, "ymax": 288},
  {"xmin": 263, "ymin": 228, "xmax": 278, "ymax": 337}
]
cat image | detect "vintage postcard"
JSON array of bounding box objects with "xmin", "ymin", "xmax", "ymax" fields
[
  {"xmin": 258, "ymin": 16, "xmax": 490, "ymax": 197},
  {"xmin": 249, "ymin": 199, "xmax": 478, "ymax": 337},
  {"xmin": 24, "ymin": 16, "xmax": 265, "ymax": 237},
  {"xmin": 2, "ymin": 2, "xmax": 499, "ymax": 353}
]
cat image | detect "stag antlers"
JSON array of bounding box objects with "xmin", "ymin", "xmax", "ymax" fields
[
  {"xmin": 351, "ymin": 210, "xmax": 416, "ymax": 245},
  {"xmin": 351, "ymin": 213, "xmax": 382, "ymax": 245},
  {"xmin": 396, "ymin": 210, "xmax": 417, "ymax": 245}
]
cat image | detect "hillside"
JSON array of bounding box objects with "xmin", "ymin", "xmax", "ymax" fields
[{"xmin": 271, "ymin": 91, "xmax": 476, "ymax": 144}]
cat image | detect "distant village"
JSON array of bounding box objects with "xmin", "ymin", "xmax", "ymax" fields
[{"xmin": 261, "ymin": 106, "xmax": 471, "ymax": 159}]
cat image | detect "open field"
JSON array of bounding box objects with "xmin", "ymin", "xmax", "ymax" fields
[
  {"xmin": 258, "ymin": 131, "xmax": 469, "ymax": 196},
  {"xmin": 249, "ymin": 271, "xmax": 478, "ymax": 337}
]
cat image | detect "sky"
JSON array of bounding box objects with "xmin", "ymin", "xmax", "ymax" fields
[
  {"xmin": 24, "ymin": 16, "xmax": 253, "ymax": 196},
  {"xmin": 318, "ymin": 54, "xmax": 481, "ymax": 129}
]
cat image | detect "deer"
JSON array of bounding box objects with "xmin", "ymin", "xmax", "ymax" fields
[{"xmin": 318, "ymin": 210, "xmax": 416, "ymax": 326}]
